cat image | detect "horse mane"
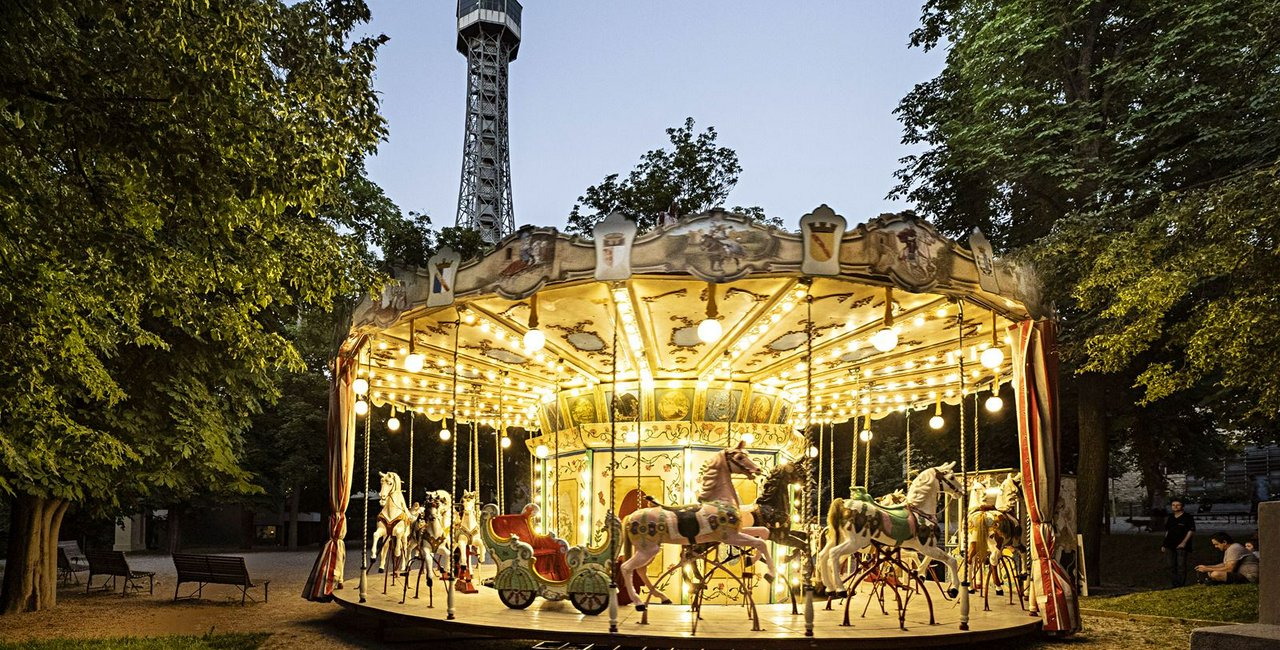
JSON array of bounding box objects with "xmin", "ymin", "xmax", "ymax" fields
[
  {"xmin": 755, "ymin": 461, "xmax": 793, "ymax": 506},
  {"xmin": 905, "ymin": 467, "xmax": 935, "ymax": 509}
]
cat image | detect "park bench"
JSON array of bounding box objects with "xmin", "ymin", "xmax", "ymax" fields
[
  {"xmin": 84, "ymin": 549, "xmax": 154, "ymax": 596},
  {"xmin": 172, "ymin": 553, "xmax": 270, "ymax": 604},
  {"xmin": 57, "ymin": 540, "xmax": 89, "ymax": 585}
]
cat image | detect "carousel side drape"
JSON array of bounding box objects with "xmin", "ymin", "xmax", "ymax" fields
[
  {"xmin": 302, "ymin": 341, "xmax": 361, "ymax": 601},
  {"xmin": 1012, "ymin": 320, "xmax": 1080, "ymax": 634}
]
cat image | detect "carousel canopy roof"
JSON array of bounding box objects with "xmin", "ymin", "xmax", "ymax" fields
[{"xmin": 347, "ymin": 207, "xmax": 1044, "ymax": 432}]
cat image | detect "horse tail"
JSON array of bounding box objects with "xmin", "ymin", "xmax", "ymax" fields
[
  {"xmin": 826, "ymin": 498, "xmax": 844, "ymax": 542},
  {"xmin": 621, "ymin": 514, "xmax": 633, "ymax": 560}
]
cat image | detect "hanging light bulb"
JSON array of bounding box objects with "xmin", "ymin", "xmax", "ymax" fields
[
  {"xmin": 353, "ymin": 377, "xmax": 369, "ymax": 396},
  {"xmin": 929, "ymin": 397, "xmax": 944, "ymax": 429},
  {"xmin": 354, "ymin": 399, "xmax": 369, "ymax": 416},
  {"xmin": 872, "ymin": 287, "xmax": 898, "ymax": 352},
  {"xmin": 535, "ymin": 444, "xmax": 549, "ymax": 459},
  {"xmin": 404, "ymin": 318, "xmax": 425, "ymax": 373},
  {"xmin": 439, "ymin": 428, "xmax": 451, "ymax": 442},
  {"xmin": 697, "ymin": 282, "xmax": 722, "ymax": 344},
  {"xmin": 387, "ymin": 408, "xmax": 401, "ymax": 432},
  {"xmin": 523, "ymin": 294, "xmax": 545, "ymax": 352},
  {"xmin": 986, "ymin": 377, "xmax": 1004, "ymax": 412},
  {"xmin": 980, "ymin": 310, "xmax": 1005, "ymax": 369},
  {"xmin": 500, "ymin": 436, "xmax": 511, "ymax": 449},
  {"xmin": 807, "ymin": 446, "xmax": 819, "ymax": 458},
  {"xmin": 859, "ymin": 428, "xmax": 873, "ymax": 443}
]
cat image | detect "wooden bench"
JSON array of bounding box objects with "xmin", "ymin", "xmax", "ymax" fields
[
  {"xmin": 57, "ymin": 540, "xmax": 89, "ymax": 586},
  {"xmin": 172, "ymin": 553, "xmax": 270, "ymax": 604},
  {"xmin": 85, "ymin": 549, "xmax": 154, "ymax": 596}
]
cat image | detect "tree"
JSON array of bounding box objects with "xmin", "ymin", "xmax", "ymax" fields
[
  {"xmin": 567, "ymin": 118, "xmax": 780, "ymax": 235},
  {"xmin": 0, "ymin": 0, "xmax": 386, "ymax": 612},
  {"xmin": 892, "ymin": 0, "xmax": 1280, "ymax": 584}
]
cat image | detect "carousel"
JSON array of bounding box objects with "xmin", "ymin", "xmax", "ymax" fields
[{"xmin": 302, "ymin": 207, "xmax": 1081, "ymax": 647}]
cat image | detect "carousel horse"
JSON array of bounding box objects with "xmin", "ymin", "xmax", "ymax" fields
[
  {"xmin": 400, "ymin": 494, "xmax": 447, "ymax": 604},
  {"xmin": 740, "ymin": 458, "xmax": 813, "ymax": 611},
  {"xmin": 619, "ymin": 441, "xmax": 778, "ymax": 611},
  {"xmin": 877, "ymin": 489, "xmax": 908, "ymax": 507},
  {"xmin": 370, "ymin": 471, "xmax": 411, "ymax": 574},
  {"xmin": 966, "ymin": 473, "xmax": 1026, "ymax": 605},
  {"xmin": 819, "ymin": 462, "xmax": 963, "ymax": 599},
  {"xmin": 453, "ymin": 490, "xmax": 487, "ymax": 565},
  {"xmin": 421, "ymin": 489, "xmax": 453, "ymax": 576}
]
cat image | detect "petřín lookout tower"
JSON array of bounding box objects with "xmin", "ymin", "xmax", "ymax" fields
[{"xmin": 455, "ymin": 0, "xmax": 520, "ymax": 245}]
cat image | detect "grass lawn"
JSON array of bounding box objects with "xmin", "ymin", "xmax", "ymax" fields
[
  {"xmin": 1082, "ymin": 583, "xmax": 1258, "ymax": 623},
  {"xmin": 0, "ymin": 633, "xmax": 268, "ymax": 650}
]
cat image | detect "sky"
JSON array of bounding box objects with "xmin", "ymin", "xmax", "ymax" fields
[{"xmin": 358, "ymin": 2, "xmax": 946, "ymax": 233}]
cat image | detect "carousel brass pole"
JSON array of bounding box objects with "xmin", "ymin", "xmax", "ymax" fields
[
  {"xmin": 408, "ymin": 411, "xmax": 415, "ymax": 510},
  {"xmin": 802, "ymin": 287, "xmax": 815, "ymax": 637},
  {"xmin": 851, "ymin": 409, "xmax": 860, "ymax": 491},
  {"xmin": 608, "ymin": 304, "xmax": 620, "ymax": 633},
  {"xmin": 359, "ymin": 346, "xmax": 371, "ymax": 603},
  {"xmin": 448, "ymin": 316, "xmax": 460, "ymax": 620},
  {"xmin": 958, "ymin": 300, "xmax": 971, "ymax": 630}
]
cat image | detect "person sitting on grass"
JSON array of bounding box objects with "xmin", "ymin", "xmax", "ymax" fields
[{"xmin": 1195, "ymin": 532, "xmax": 1259, "ymax": 584}]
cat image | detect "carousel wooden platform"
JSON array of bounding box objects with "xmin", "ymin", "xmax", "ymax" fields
[{"xmin": 331, "ymin": 566, "xmax": 1040, "ymax": 649}]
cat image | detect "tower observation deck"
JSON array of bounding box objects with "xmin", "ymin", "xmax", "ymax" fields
[{"xmin": 455, "ymin": 0, "xmax": 521, "ymax": 245}]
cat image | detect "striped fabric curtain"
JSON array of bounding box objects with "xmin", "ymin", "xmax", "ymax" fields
[
  {"xmin": 302, "ymin": 338, "xmax": 363, "ymax": 601},
  {"xmin": 1012, "ymin": 320, "xmax": 1080, "ymax": 634}
]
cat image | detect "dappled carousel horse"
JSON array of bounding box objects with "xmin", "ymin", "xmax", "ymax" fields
[
  {"xmin": 453, "ymin": 490, "xmax": 486, "ymax": 565},
  {"xmin": 619, "ymin": 441, "xmax": 778, "ymax": 610},
  {"xmin": 370, "ymin": 471, "xmax": 411, "ymax": 574},
  {"xmin": 967, "ymin": 473, "xmax": 1026, "ymax": 605},
  {"xmin": 818, "ymin": 462, "xmax": 963, "ymax": 599},
  {"xmin": 400, "ymin": 493, "xmax": 446, "ymax": 604}
]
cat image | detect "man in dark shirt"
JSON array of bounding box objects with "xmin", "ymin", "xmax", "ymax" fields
[{"xmin": 1161, "ymin": 499, "xmax": 1196, "ymax": 587}]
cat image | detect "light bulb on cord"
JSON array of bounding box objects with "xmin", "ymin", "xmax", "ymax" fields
[
  {"xmin": 439, "ymin": 428, "xmax": 451, "ymax": 442},
  {"xmin": 387, "ymin": 409, "xmax": 401, "ymax": 432},
  {"xmin": 353, "ymin": 377, "xmax": 369, "ymax": 395},
  {"xmin": 404, "ymin": 318, "xmax": 425, "ymax": 372},
  {"xmin": 500, "ymin": 436, "xmax": 511, "ymax": 449},
  {"xmin": 535, "ymin": 444, "xmax": 549, "ymax": 459},
  {"xmin": 929, "ymin": 397, "xmax": 944, "ymax": 429},
  {"xmin": 985, "ymin": 395, "xmax": 1003, "ymax": 412},
  {"xmin": 981, "ymin": 310, "xmax": 1004, "ymax": 368},
  {"xmin": 859, "ymin": 429, "xmax": 872, "ymax": 443},
  {"xmin": 354, "ymin": 399, "xmax": 369, "ymax": 416},
  {"xmin": 523, "ymin": 294, "xmax": 545, "ymax": 352},
  {"xmin": 808, "ymin": 446, "xmax": 819, "ymax": 458},
  {"xmin": 871, "ymin": 287, "xmax": 898, "ymax": 352},
  {"xmin": 697, "ymin": 282, "xmax": 722, "ymax": 344}
]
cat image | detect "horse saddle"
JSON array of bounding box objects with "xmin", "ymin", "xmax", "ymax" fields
[
  {"xmin": 660, "ymin": 504, "xmax": 704, "ymax": 545},
  {"xmin": 849, "ymin": 488, "xmax": 915, "ymax": 544}
]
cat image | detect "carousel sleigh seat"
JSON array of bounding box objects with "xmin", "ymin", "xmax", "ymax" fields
[{"xmin": 487, "ymin": 503, "xmax": 570, "ymax": 581}]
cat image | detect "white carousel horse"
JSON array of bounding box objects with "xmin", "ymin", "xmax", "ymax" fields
[
  {"xmin": 371, "ymin": 471, "xmax": 411, "ymax": 573},
  {"xmin": 877, "ymin": 489, "xmax": 908, "ymax": 507},
  {"xmin": 819, "ymin": 462, "xmax": 963, "ymax": 599},
  {"xmin": 452, "ymin": 490, "xmax": 487, "ymax": 565},
  {"xmin": 419, "ymin": 489, "xmax": 452, "ymax": 574},
  {"xmin": 619, "ymin": 441, "xmax": 778, "ymax": 610},
  {"xmin": 967, "ymin": 473, "xmax": 1025, "ymax": 568}
]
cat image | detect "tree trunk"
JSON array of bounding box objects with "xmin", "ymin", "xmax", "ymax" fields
[
  {"xmin": 1, "ymin": 493, "xmax": 69, "ymax": 614},
  {"xmin": 287, "ymin": 485, "xmax": 300, "ymax": 552},
  {"xmin": 166, "ymin": 505, "xmax": 184, "ymax": 554},
  {"xmin": 240, "ymin": 507, "xmax": 255, "ymax": 550},
  {"xmin": 1076, "ymin": 374, "xmax": 1110, "ymax": 588}
]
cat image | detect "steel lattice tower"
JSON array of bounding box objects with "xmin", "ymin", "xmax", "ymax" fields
[{"xmin": 455, "ymin": 0, "xmax": 521, "ymax": 245}]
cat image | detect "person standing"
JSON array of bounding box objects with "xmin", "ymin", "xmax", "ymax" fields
[{"xmin": 1161, "ymin": 499, "xmax": 1196, "ymax": 587}]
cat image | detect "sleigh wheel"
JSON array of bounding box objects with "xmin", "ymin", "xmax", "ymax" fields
[
  {"xmin": 498, "ymin": 588, "xmax": 536, "ymax": 609},
  {"xmin": 569, "ymin": 590, "xmax": 609, "ymax": 616}
]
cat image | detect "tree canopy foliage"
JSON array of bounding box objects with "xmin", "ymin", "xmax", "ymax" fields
[
  {"xmin": 567, "ymin": 117, "xmax": 780, "ymax": 235},
  {"xmin": 892, "ymin": 0, "xmax": 1280, "ymax": 582},
  {"xmin": 0, "ymin": 0, "xmax": 387, "ymax": 612}
]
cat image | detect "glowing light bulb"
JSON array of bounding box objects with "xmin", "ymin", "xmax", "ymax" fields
[
  {"xmin": 859, "ymin": 429, "xmax": 872, "ymax": 443},
  {"xmin": 354, "ymin": 399, "xmax": 369, "ymax": 416},
  {"xmin": 353, "ymin": 378, "xmax": 369, "ymax": 396},
  {"xmin": 808, "ymin": 446, "xmax": 819, "ymax": 458},
  {"xmin": 929, "ymin": 415, "xmax": 945, "ymax": 429},
  {"xmin": 871, "ymin": 327, "xmax": 898, "ymax": 352},
  {"xmin": 980, "ymin": 346, "xmax": 1005, "ymax": 369},
  {"xmin": 741, "ymin": 432, "xmax": 756, "ymax": 445},
  {"xmin": 985, "ymin": 395, "xmax": 1004, "ymax": 412},
  {"xmin": 404, "ymin": 353, "xmax": 425, "ymax": 373},
  {"xmin": 696, "ymin": 318, "xmax": 723, "ymax": 344},
  {"xmin": 439, "ymin": 428, "xmax": 451, "ymax": 442},
  {"xmin": 387, "ymin": 415, "xmax": 401, "ymax": 432},
  {"xmin": 500, "ymin": 436, "xmax": 511, "ymax": 449},
  {"xmin": 535, "ymin": 444, "xmax": 549, "ymax": 459},
  {"xmin": 523, "ymin": 328, "xmax": 546, "ymax": 352}
]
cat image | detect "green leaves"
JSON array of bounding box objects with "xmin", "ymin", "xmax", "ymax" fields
[{"xmin": 0, "ymin": 0, "xmax": 386, "ymax": 511}]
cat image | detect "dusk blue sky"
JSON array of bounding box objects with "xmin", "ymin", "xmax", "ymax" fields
[{"xmin": 358, "ymin": 2, "xmax": 946, "ymax": 232}]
